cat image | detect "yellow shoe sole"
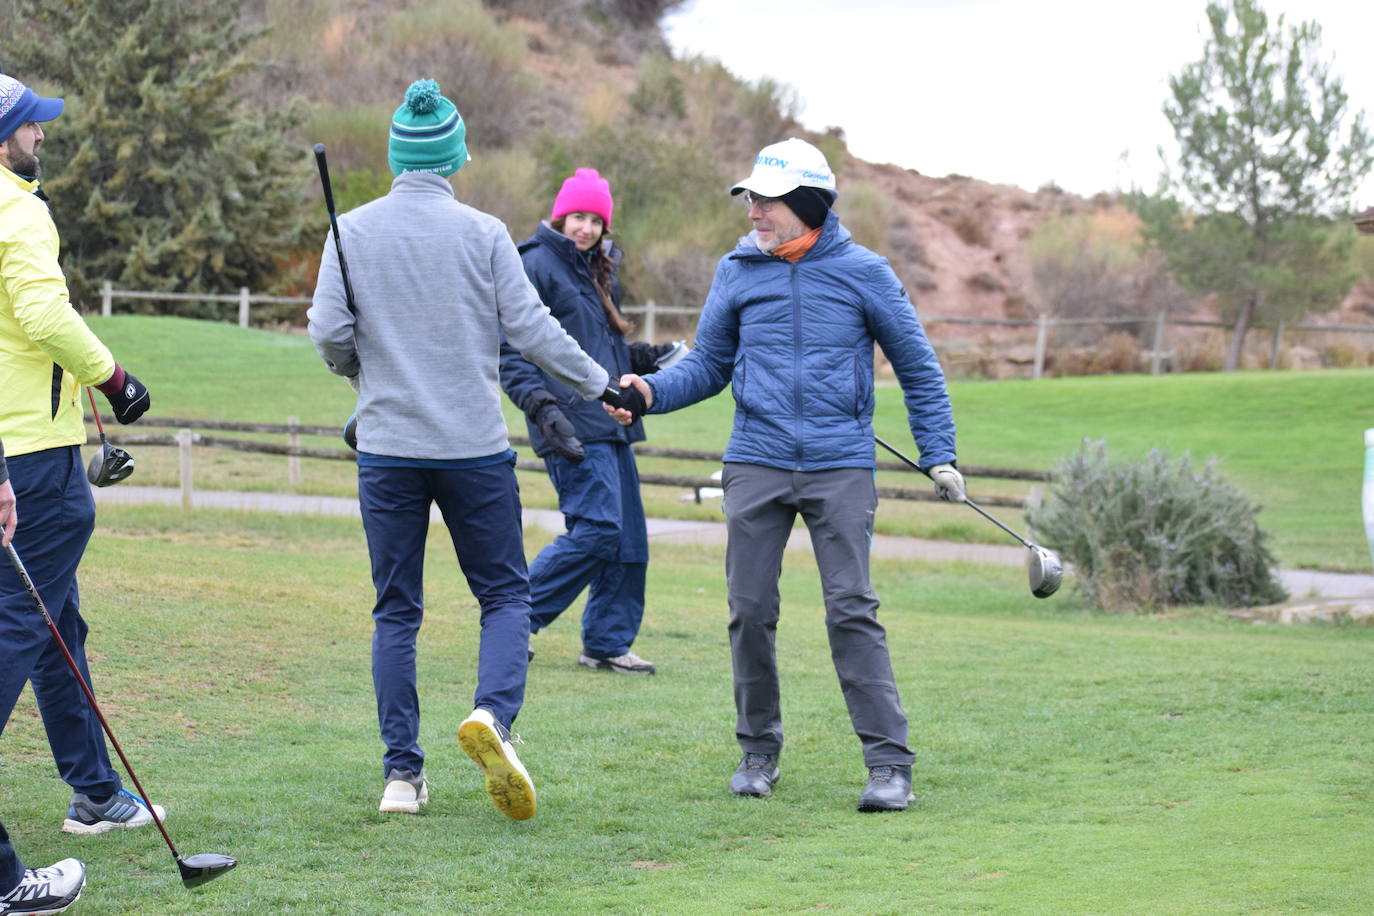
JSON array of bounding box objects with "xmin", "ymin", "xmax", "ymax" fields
[{"xmin": 457, "ymin": 720, "xmax": 536, "ymax": 821}]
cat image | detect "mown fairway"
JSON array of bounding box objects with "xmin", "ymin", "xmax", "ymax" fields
[
  {"xmin": 3, "ymin": 507, "xmax": 1372, "ymax": 914},
  {"xmin": 87, "ymin": 315, "xmax": 1374, "ymax": 570}
]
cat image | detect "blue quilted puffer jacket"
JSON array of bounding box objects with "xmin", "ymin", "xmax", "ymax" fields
[
  {"xmin": 500, "ymin": 222, "xmax": 644, "ymax": 455},
  {"xmin": 646, "ymin": 211, "xmax": 956, "ymax": 471}
]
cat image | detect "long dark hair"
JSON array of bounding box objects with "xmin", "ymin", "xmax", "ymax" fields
[{"xmin": 552, "ymin": 216, "xmax": 634, "ymax": 336}]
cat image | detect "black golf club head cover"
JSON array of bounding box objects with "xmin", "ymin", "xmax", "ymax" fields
[
  {"xmin": 342, "ymin": 413, "xmax": 358, "ymax": 451},
  {"xmin": 88, "ymin": 441, "xmax": 134, "ymax": 487}
]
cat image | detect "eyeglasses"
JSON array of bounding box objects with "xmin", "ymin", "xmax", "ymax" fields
[{"xmin": 741, "ymin": 191, "xmax": 783, "ymax": 213}]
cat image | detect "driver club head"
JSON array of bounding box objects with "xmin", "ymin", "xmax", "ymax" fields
[
  {"xmin": 1028, "ymin": 545, "xmax": 1063, "ymax": 599},
  {"xmin": 87, "ymin": 438, "xmax": 134, "ymax": 487},
  {"xmin": 177, "ymin": 853, "xmax": 237, "ymax": 888}
]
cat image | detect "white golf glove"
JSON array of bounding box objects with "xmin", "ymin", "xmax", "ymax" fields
[{"xmin": 929, "ymin": 463, "xmax": 966, "ymax": 502}]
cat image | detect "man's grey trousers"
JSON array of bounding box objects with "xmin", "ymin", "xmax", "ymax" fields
[{"xmin": 721, "ymin": 463, "xmax": 915, "ymax": 766}]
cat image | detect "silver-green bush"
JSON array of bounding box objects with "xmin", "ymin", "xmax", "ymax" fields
[{"xmin": 1027, "ymin": 440, "xmax": 1287, "ymax": 612}]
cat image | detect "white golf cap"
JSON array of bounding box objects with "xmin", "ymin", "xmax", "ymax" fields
[{"xmin": 730, "ymin": 137, "xmax": 837, "ymax": 198}]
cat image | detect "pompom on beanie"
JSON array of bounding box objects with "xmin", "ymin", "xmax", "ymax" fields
[
  {"xmin": 551, "ymin": 168, "xmax": 614, "ymax": 229},
  {"xmin": 388, "ymin": 79, "xmax": 468, "ymax": 177}
]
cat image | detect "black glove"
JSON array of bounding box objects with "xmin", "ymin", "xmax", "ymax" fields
[
  {"xmin": 524, "ymin": 391, "xmax": 584, "ymax": 463},
  {"xmin": 628, "ymin": 341, "xmax": 686, "ymax": 375},
  {"xmin": 94, "ymin": 365, "xmax": 150, "ymax": 424},
  {"xmin": 598, "ymin": 384, "xmax": 648, "ymax": 422}
]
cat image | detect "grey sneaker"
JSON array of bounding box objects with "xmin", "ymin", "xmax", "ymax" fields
[
  {"xmin": 729, "ymin": 753, "xmax": 780, "ymax": 797},
  {"xmin": 61, "ymin": 788, "xmax": 166, "ymax": 835},
  {"xmin": 578, "ymin": 650, "xmax": 655, "ymax": 675},
  {"xmin": 857, "ymin": 764, "xmax": 915, "ymax": 812},
  {"xmin": 379, "ymin": 768, "xmax": 428, "ymax": 814},
  {"xmin": 0, "ymin": 857, "xmax": 86, "ymax": 914}
]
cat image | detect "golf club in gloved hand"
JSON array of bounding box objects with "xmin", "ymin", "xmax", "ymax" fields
[
  {"xmin": 525, "ymin": 390, "xmax": 585, "ymax": 463},
  {"xmin": 928, "ymin": 463, "xmax": 966, "ymax": 502},
  {"xmin": 85, "ymin": 388, "xmax": 134, "ymax": 487},
  {"xmin": 94, "ymin": 364, "xmax": 150, "ymax": 424}
]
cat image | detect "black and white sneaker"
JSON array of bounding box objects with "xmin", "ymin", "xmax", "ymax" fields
[
  {"xmin": 577, "ymin": 651, "xmax": 655, "ymax": 675},
  {"xmin": 0, "ymin": 858, "xmax": 86, "ymax": 915}
]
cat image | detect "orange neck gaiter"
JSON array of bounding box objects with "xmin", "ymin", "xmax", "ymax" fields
[{"xmin": 771, "ymin": 227, "xmax": 821, "ymax": 263}]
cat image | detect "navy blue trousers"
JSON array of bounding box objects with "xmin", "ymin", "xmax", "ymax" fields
[
  {"xmin": 0, "ymin": 446, "xmax": 121, "ymax": 798},
  {"xmin": 359, "ymin": 459, "xmax": 532, "ymax": 778},
  {"xmin": 529, "ymin": 441, "xmax": 648, "ymax": 659},
  {"xmin": 0, "ymin": 821, "xmax": 19, "ymax": 898}
]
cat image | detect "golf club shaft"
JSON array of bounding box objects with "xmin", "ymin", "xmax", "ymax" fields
[
  {"xmin": 873, "ymin": 435, "xmax": 1034, "ymax": 550},
  {"xmin": 4, "ymin": 542, "xmax": 184, "ymax": 863},
  {"xmin": 86, "ymin": 387, "xmax": 106, "ymax": 438},
  {"xmin": 313, "ymin": 143, "xmax": 357, "ymax": 316}
]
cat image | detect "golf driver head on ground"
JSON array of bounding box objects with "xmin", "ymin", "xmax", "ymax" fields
[
  {"xmin": 87, "ymin": 438, "xmax": 134, "ymax": 487},
  {"xmin": 1028, "ymin": 544, "xmax": 1064, "ymax": 598},
  {"xmin": 178, "ymin": 853, "xmax": 237, "ymax": 888}
]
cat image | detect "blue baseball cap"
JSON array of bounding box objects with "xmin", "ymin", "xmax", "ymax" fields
[{"xmin": 0, "ymin": 73, "xmax": 64, "ymax": 144}]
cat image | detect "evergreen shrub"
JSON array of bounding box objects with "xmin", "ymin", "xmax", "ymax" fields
[{"xmin": 1027, "ymin": 440, "xmax": 1287, "ymax": 612}]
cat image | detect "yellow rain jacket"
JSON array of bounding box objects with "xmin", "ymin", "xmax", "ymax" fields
[{"xmin": 0, "ymin": 164, "xmax": 114, "ymax": 457}]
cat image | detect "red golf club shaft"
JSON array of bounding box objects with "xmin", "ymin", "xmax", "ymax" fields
[
  {"xmin": 86, "ymin": 387, "xmax": 107, "ymax": 439},
  {"xmin": 4, "ymin": 542, "xmax": 184, "ymax": 862}
]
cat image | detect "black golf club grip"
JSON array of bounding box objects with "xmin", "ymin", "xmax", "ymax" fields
[
  {"xmin": 313, "ymin": 142, "xmax": 358, "ymax": 316},
  {"xmin": 313, "ymin": 143, "xmax": 337, "ymax": 214}
]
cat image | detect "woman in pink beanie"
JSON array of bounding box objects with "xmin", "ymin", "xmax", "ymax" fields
[{"xmin": 498, "ymin": 168, "xmax": 684, "ymax": 676}]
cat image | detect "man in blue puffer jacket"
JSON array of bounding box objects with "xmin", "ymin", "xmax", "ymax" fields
[{"xmin": 610, "ymin": 138, "xmax": 964, "ymax": 813}]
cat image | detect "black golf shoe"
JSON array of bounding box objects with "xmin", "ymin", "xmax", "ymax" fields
[
  {"xmin": 857, "ymin": 764, "xmax": 914, "ymax": 812},
  {"xmin": 0, "ymin": 857, "xmax": 86, "ymax": 914},
  {"xmin": 729, "ymin": 753, "xmax": 780, "ymax": 797}
]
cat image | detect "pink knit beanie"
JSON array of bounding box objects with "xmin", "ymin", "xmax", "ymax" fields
[{"xmin": 551, "ymin": 168, "xmax": 614, "ymax": 229}]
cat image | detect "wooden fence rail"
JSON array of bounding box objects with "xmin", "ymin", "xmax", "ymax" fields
[{"xmin": 89, "ymin": 415, "xmax": 1038, "ymax": 509}]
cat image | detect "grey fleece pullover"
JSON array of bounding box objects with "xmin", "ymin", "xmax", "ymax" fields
[{"xmin": 309, "ymin": 171, "xmax": 610, "ymax": 460}]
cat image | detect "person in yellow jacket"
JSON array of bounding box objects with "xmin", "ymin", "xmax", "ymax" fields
[{"xmin": 0, "ymin": 71, "xmax": 162, "ymax": 836}]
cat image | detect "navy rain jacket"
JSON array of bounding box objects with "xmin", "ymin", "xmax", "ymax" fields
[
  {"xmin": 645, "ymin": 211, "xmax": 956, "ymax": 471},
  {"xmin": 500, "ymin": 222, "xmax": 645, "ymax": 456}
]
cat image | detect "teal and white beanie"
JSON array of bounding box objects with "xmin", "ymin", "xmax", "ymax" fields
[{"xmin": 387, "ymin": 79, "xmax": 468, "ymax": 177}]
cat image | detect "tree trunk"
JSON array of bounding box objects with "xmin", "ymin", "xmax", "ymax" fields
[{"xmin": 1224, "ymin": 296, "xmax": 1257, "ymax": 371}]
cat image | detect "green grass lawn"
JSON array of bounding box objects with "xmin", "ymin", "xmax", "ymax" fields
[
  {"xmin": 84, "ymin": 315, "xmax": 1374, "ymax": 571},
  {"xmin": 3, "ymin": 507, "xmax": 1372, "ymax": 914}
]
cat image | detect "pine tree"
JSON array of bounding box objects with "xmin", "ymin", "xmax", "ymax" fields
[
  {"xmin": 2, "ymin": 0, "xmax": 310, "ymax": 310},
  {"xmin": 1136, "ymin": 0, "xmax": 1372, "ymax": 370}
]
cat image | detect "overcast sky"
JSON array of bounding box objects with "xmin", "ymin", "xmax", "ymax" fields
[{"xmin": 663, "ymin": 0, "xmax": 1374, "ymax": 207}]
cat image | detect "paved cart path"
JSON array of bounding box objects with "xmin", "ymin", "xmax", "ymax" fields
[{"xmin": 91, "ymin": 485, "xmax": 1374, "ymax": 600}]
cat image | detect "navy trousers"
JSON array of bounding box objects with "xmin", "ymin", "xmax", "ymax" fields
[
  {"xmin": 358, "ymin": 459, "xmax": 532, "ymax": 778},
  {"xmin": 528, "ymin": 441, "xmax": 648, "ymax": 659},
  {"xmin": 0, "ymin": 821, "xmax": 19, "ymax": 898},
  {"xmin": 0, "ymin": 446, "xmax": 121, "ymax": 798}
]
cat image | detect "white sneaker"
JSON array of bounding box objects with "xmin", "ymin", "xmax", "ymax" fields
[
  {"xmin": 456, "ymin": 708, "xmax": 536, "ymax": 821},
  {"xmin": 378, "ymin": 768, "xmax": 428, "ymax": 814},
  {"xmin": 0, "ymin": 857, "xmax": 86, "ymax": 914}
]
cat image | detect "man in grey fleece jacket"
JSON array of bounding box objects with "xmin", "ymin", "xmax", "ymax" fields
[{"xmin": 308, "ymin": 80, "xmax": 612, "ymax": 822}]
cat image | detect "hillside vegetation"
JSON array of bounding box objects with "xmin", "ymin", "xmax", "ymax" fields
[{"xmin": 5, "ymin": 0, "xmax": 1372, "ymax": 373}]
